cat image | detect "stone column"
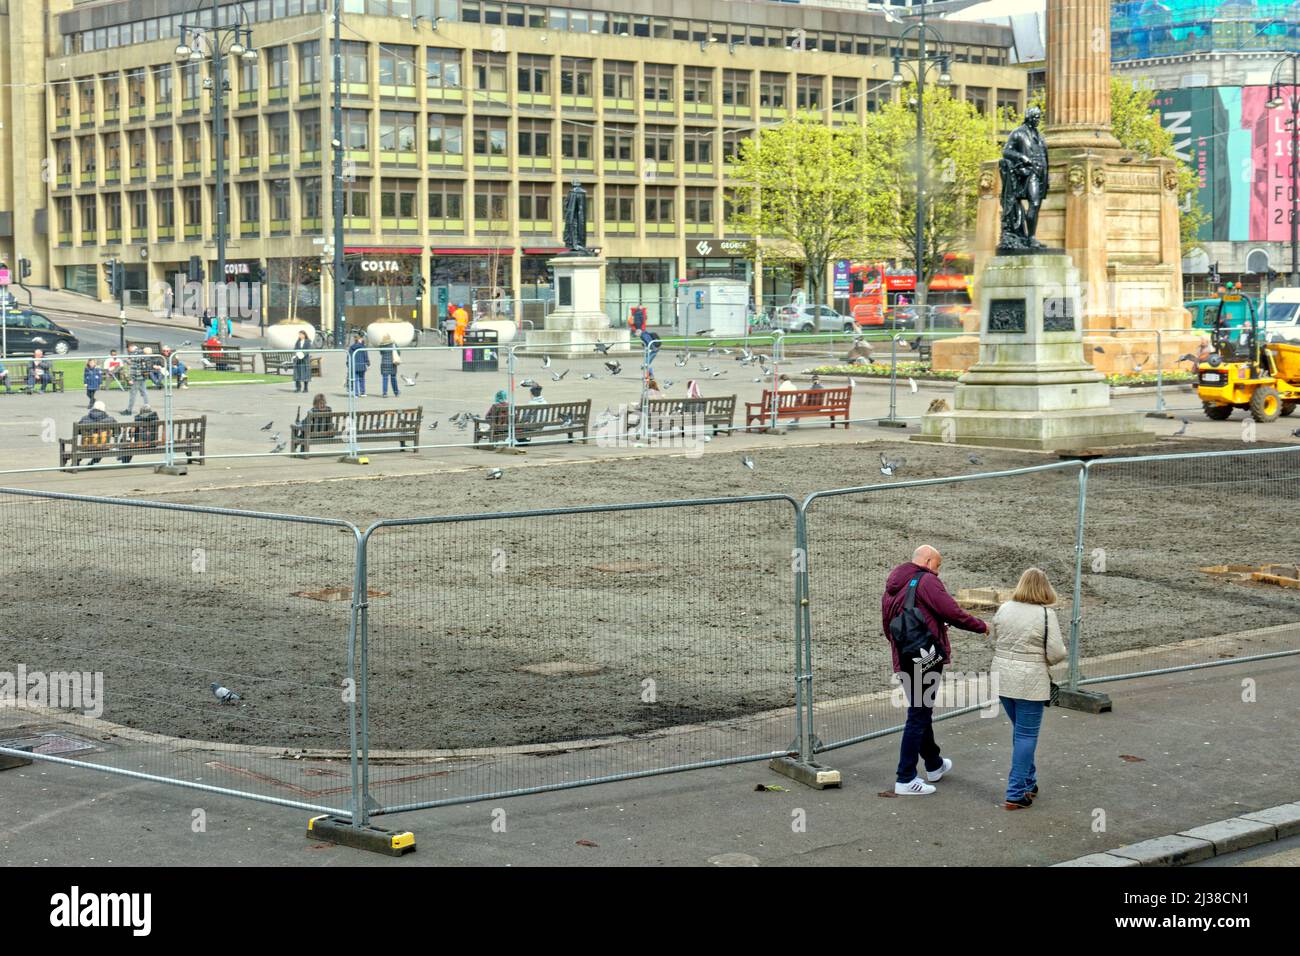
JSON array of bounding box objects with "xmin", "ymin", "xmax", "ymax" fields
[{"xmin": 1045, "ymin": 0, "xmax": 1121, "ymax": 150}]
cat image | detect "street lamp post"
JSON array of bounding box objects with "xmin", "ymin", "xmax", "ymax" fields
[
  {"xmin": 175, "ymin": 1, "xmax": 256, "ymax": 332},
  {"xmin": 1268, "ymin": 54, "xmax": 1300, "ymax": 287},
  {"xmin": 890, "ymin": 3, "xmax": 951, "ymax": 336}
]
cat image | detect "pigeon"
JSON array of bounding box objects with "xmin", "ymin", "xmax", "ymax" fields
[
  {"xmin": 520, "ymin": 378, "xmax": 540, "ymax": 388},
  {"xmin": 694, "ymin": 328, "xmax": 714, "ymax": 336},
  {"xmin": 260, "ymin": 420, "xmax": 274, "ymax": 431},
  {"xmin": 605, "ymin": 361, "xmax": 622, "ymax": 375},
  {"xmin": 210, "ymin": 682, "xmax": 241, "ymax": 704},
  {"xmin": 560, "ymin": 414, "xmax": 574, "ymax": 428},
  {"xmin": 180, "ymin": 340, "xmax": 193, "ymax": 347},
  {"xmin": 1177, "ymin": 352, "xmax": 1197, "ymax": 364},
  {"xmin": 542, "ymin": 355, "xmax": 551, "ymax": 368},
  {"xmin": 486, "ymin": 468, "xmax": 503, "ymax": 480},
  {"xmin": 582, "ymin": 372, "xmax": 596, "ymax": 380},
  {"xmin": 200, "ymin": 357, "xmax": 215, "ymax": 369},
  {"xmin": 271, "ymin": 442, "xmax": 286, "ymax": 454},
  {"xmin": 848, "ymin": 378, "xmax": 857, "ymax": 390},
  {"xmin": 1292, "ymin": 427, "xmax": 1300, "ymax": 438},
  {"xmin": 428, "ymin": 420, "xmax": 439, "ymax": 431},
  {"xmin": 706, "ymin": 345, "xmax": 718, "ymax": 356},
  {"xmin": 662, "ymin": 380, "xmax": 674, "ymax": 388},
  {"xmin": 880, "ymin": 453, "xmax": 906, "ymax": 477},
  {"xmin": 675, "ymin": 354, "xmax": 688, "ymax": 367},
  {"xmin": 741, "ymin": 455, "xmax": 756, "ymax": 471},
  {"xmin": 753, "ymin": 377, "xmax": 763, "ymax": 383},
  {"xmin": 1093, "ymin": 346, "xmax": 1106, "ymax": 354},
  {"xmin": 551, "ymin": 369, "xmax": 569, "ymax": 381},
  {"xmin": 400, "ymin": 373, "xmax": 418, "ymax": 387},
  {"xmin": 908, "ymin": 377, "xmax": 918, "ymax": 393},
  {"xmin": 1174, "ymin": 418, "xmax": 1189, "ymax": 437},
  {"xmin": 968, "ymin": 453, "xmax": 984, "ymax": 466},
  {"xmin": 268, "ymin": 432, "xmax": 281, "ymax": 443},
  {"xmin": 699, "ymin": 365, "xmax": 712, "ymax": 372},
  {"xmin": 594, "ymin": 342, "xmax": 612, "ymax": 355},
  {"xmin": 711, "ymin": 370, "xmax": 725, "ymax": 378},
  {"xmin": 909, "ymin": 336, "xmax": 923, "ymax": 352},
  {"xmin": 721, "ymin": 348, "xmax": 733, "ymax": 355},
  {"xmin": 757, "ymin": 354, "xmax": 768, "ymax": 366}
]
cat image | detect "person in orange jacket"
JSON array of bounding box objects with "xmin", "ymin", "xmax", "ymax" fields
[{"xmin": 453, "ymin": 303, "xmax": 470, "ymax": 346}]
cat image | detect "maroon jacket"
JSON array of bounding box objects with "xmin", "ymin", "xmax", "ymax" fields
[{"xmin": 881, "ymin": 562, "xmax": 988, "ymax": 672}]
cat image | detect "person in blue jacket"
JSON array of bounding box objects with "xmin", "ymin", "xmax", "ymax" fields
[
  {"xmin": 83, "ymin": 358, "xmax": 104, "ymax": 408},
  {"xmin": 347, "ymin": 331, "xmax": 370, "ymax": 396}
]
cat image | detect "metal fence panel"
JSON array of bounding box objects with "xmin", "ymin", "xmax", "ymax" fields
[
  {"xmin": 1074, "ymin": 447, "xmax": 1300, "ymax": 684},
  {"xmin": 0, "ymin": 489, "xmax": 361, "ymax": 817},
  {"xmin": 803, "ymin": 463, "xmax": 1084, "ymax": 753},
  {"xmin": 358, "ymin": 496, "xmax": 801, "ymax": 813}
]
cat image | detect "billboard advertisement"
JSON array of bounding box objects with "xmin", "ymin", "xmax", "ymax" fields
[{"xmin": 1151, "ymin": 84, "xmax": 1299, "ymax": 244}]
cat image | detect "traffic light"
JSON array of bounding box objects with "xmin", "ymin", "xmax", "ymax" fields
[
  {"xmin": 416, "ymin": 275, "xmax": 427, "ymax": 299},
  {"xmin": 247, "ymin": 261, "xmax": 264, "ymax": 284},
  {"xmin": 18, "ymin": 258, "xmax": 31, "ymax": 280},
  {"xmin": 1208, "ymin": 260, "xmax": 1221, "ymax": 284},
  {"xmin": 187, "ymin": 255, "xmax": 204, "ymax": 283},
  {"xmin": 103, "ymin": 260, "xmax": 118, "ymax": 296}
]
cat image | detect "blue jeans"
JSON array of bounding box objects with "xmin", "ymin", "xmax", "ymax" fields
[
  {"xmin": 381, "ymin": 371, "xmax": 399, "ymax": 396},
  {"xmin": 351, "ymin": 371, "xmax": 366, "ymax": 395},
  {"xmin": 896, "ymin": 665, "xmax": 943, "ymax": 783},
  {"xmin": 1000, "ymin": 697, "xmax": 1044, "ymax": 801}
]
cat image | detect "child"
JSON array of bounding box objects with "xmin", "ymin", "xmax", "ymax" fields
[
  {"xmin": 0, "ymin": 361, "xmax": 10, "ymax": 394},
  {"xmin": 83, "ymin": 358, "xmax": 103, "ymax": 408}
]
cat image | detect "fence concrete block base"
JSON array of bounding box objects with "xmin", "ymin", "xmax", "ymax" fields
[
  {"xmin": 1107, "ymin": 835, "xmax": 1215, "ymax": 866},
  {"xmin": 154, "ymin": 464, "xmax": 188, "ymax": 476},
  {"xmin": 1052, "ymin": 852, "xmax": 1141, "ymax": 867},
  {"xmin": 338, "ymin": 455, "xmax": 370, "ymax": 465},
  {"xmin": 1178, "ymin": 818, "xmax": 1278, "ymax": 854},
  {"xmin": 1056, "ymin": 688, "xmax": 1113, "ymax": 713},
  {"xmin": 769, "ymin": 755, "xmax": 842, "ymax": 790},
  {"xmin": 306, "ymin": 815, "xmax": 416, "ymax": 857},
  {"xmin": 877, "ymin": 419, "xmax": 909, "ymax": 429},
  {"xmin": 0, "ymin": 749, "xmax": 34, "ymax": 771},
  {"xmin": 1240, "ymin": 803, "xmax": 1300, "ymax": 840}
]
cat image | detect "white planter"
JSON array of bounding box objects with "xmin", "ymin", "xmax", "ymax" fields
[
  {"xmin": 366, "ymin": 320, "xmax": 416, "ymax": 348},
  {"xmin": 267, "ymin": 321, "xmax": 315, "ymax": 350},
  {"xmin": 476, "ymin": 319, "xmax": 517, "ymax": 344}
]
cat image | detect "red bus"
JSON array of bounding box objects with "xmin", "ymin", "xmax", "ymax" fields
[{"xmin": 847, "ymin": 256, "xmax": 974, "ymax": 329}]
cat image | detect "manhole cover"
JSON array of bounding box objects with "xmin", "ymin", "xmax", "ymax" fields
[
  {"xmin": 516, "ymin": 661, "xmax": 606, "ymax": 677},
  {"xmin": 0, "ymin": 732, "xmax": 98, "ymax": 757},
  {"xmin": 591, "ymin": 561, "xmax": 662, "ymax": 574},
  {"xmin": 292, "ymin": 587, "xmax": 392, "ymax": 602}
]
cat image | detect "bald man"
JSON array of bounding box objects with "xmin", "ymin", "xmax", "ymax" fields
[{"xmin": 882, "ymin": 544, "xmax": 988, "ymax": 795}]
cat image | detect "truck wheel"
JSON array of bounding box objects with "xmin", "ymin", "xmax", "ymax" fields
[
  {"xmin": 1250, "ymin": 386, "xmax": 1282, "ymax": 422},
  {"xmin": 1202, "ymin": 402, "xmax": 1233, "ymax": 421},
  {"xmin": 1282, "ymin": 402, "xmax": 1297, "ymax": 417}
]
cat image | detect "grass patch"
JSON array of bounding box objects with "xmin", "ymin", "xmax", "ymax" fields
[{"xmin": 52, "ymin": 358, "xmax": 282, "ymax": 387}]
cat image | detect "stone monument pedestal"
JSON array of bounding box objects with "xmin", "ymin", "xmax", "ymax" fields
[
  {"xmin": 916, "ymin": 253, "xmax": 1153, "ymax": 452},
  {"xmin": 523, "ymin": 255, "xmax": 633, "ymax": 355}
]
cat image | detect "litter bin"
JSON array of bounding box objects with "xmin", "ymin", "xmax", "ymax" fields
[{"xmin": 462, "ymin": 328, "xmax": 499, "ymax": 372}]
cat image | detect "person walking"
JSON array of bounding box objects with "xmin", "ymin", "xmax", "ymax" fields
[
  {"xmin": 347, "ymin": 331, "xmax": 370, "ymax": 396},
  {"xmin": 379, "ymin": 336, "xmax": 401, "ymax": 397},
  {"xmin": 83, "ymin": 358, "xmax": 103, "ymax": 408},
  {"xmin": 120, "ymin": 347, "xmax": 151, "ymax": 415},
  {"xmin": 881, "ymin": 544, "xmax": 989, "ymax": 795},
  {"xmin": 292, "ymin": 330, "xmax": 312, "ymax": 394},
  {"xmin": 990, "ymin": 567, "xmax": 1067, "ymax": 810},
  {"xmin": 453, "ymin": 303, "xmax": 470, "ymax": 346}
]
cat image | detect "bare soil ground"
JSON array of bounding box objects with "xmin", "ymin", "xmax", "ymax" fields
[{"xmin": 4, "ymin": 436, "xmax": 1298, "ymax": 754}]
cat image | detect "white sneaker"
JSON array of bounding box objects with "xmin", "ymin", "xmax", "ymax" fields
[
  {"xmin": 894, "ymin": 777, "xmax": 936, "ymax": 796},
  {"xmin": 925, "ymin": 758, "xmax": 953, "ymax": 783}
]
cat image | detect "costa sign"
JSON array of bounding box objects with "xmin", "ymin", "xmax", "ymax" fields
[{"xmin": 360, "ymin": 260, "xmax": 402, "ymax": 273}]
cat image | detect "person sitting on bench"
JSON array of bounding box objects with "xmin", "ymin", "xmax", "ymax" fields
[{"xmin": 26, "ymin": 350, "xmax": 55, "ymax": 393}]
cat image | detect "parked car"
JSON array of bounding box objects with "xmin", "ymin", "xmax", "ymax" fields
[
  {"xmin": 1263, "ymin": 288, "xmax": 1300, "ymax": 344},
  {"xmin": 0, "ymin": 309, "xmax": 79, "ymax": 356},
  {"xmin": 773, "ymin": 304, "xmax": 854, "ymax": 333}
]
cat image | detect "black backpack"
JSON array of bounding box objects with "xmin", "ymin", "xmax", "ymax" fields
[{"xmin": 889, "ymin": 572, "xmax": 941, "ymax": 671}]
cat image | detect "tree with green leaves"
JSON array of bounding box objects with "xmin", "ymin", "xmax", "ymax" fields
[
  {"xmin": 860, "ymin": 84, "xmax": 1012, "ymax": 289},
  {"xmin": 727, "ymin": 113, "xmax": 890, "ymax": 327}
]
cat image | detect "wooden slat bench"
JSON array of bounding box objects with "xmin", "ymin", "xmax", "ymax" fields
[
  {"xmin": 473, "ymin": 400, "xmax": 591, "ymax": 445},
  {"xmin": 19, "ymin": 363, "xmax": 64, "ymax": 393},
  {"xmin": 201, "ymin": 344, "xmax": 258, "ymax": 373},
  {"xmin": 624, "ymin": 396, "xmax": 736, "ymax": 436},
  {"xmin": 745, "ymin": 387, "xmax": 852, "ymax": 430},
  {"xmin": 59, "ymin": 416, "xmax": 207, "ymax": 471},
  {"xmin": 291, "ymin": 407, "xmax": 422, "ymax": 456},
  {"xmin": 126, "ymin": 339, "xmax": 163, "ymax": 354},
  {"xmin": 262, "ymin": 351, "xmax": 324, "ymax": 377}
]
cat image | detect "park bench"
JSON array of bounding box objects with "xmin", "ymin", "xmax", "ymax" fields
[
  {"xmin": 291, "ymin": 407, "xmax": 422, "ymax": 456},
  {"xmin": 623, "ymin": 396, "xmax": 736, "ymax": 437},
  {"xmin": 473, "ymin": 399, "xmax": 591, "ymax": 445},
  {"xmin": 262, "ymin": 351, "xmax": 324, "ymax": 377},
  {"xmin": 125, "ymin": 339, "xmax": 163, "ymax": 355},
  {"xmin": 745, "ymin": 387, "xmax": 852, "ymax": 430},
  {"xmin": 201, "ymin": 343, "xmax": 258, "ymax": 373},
  {"xmin": 58, "ymin": 416, "xmax": 207, "ymax": 471},
  {"xmin": 17, "ymin": 362, "xmax": 64, "ymax": 393}
]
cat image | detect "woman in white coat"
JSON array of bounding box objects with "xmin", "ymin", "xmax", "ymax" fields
[{"xmin": 990, "ymin": 567, "xmax": 1068, "ymax": 810}]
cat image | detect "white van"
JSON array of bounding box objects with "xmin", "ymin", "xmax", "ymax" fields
[{"xmin": 1264, "ymin": 288, "xmax": 1300, "ymax": 343}]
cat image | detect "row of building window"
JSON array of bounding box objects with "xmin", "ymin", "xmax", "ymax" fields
[
  {"xmin": 53, "ymin": 181, "xmax": 729, "ymax": 238},
  {"xmin": 61, "ymin": 0, "xmax": 1008, "ymax": 69}
]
